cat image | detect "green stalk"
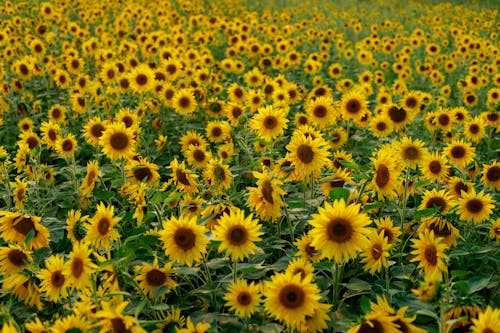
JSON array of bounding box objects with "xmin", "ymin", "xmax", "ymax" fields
[{"xmin": 332, "ymin": 262, "xmax": 344, "ymax": 311}]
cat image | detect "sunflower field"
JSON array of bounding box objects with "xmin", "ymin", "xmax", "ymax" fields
[{"xmin": 0, "ymin": 0, "xmax": 499, "ymax": 332}]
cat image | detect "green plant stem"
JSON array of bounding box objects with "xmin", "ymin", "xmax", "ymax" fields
[
  {"xmin": 385, "ymin": 263, "xmax": 391, "ymax": 303},
  {"xmin": 202, "ymin": 255, "xmax": 213, "ymax": 284},
  {"xmin": 439, "ymin": 272, "xmax": 450, "ymax": 333},
  {"xmin": 355, "ymin": 178, "xmax": 368, "ymax": 204},
  {"xmin": 400, "ymin": 166, "xmax": 411, "ymax": 229},
  {"xmin": 283, "ymin": 201, "xmax": 294, "ymax": 243},
  {"xmin": 332, "ymin": 262, "xmax": 344, "ymax": 311},
  {"xmin": 232, "ymin": 259, "xmax": 238, "ymax": 283},
  {"xmin": 2, "ymin": 165, "xmax": 13, "ymax": 210}
]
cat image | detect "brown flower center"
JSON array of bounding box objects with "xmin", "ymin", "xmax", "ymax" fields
[
  {"xmin": 438, "ymin": 114, "xmax": 450, "ymax": 126},
  {"xmin": 97, "ymin": 217, "xmax": 110, "ymax": 235},
  {"xmin": 61, "ymin": 139, "xmax": 74, "ymax": 152},
  {"xmin": 358, "ymin": 319, "xmax": 384, "ymax": 333},
  {"xmin": 211, "ymin": 127, "xmax": 222, "ymax": 138},
  {"xmin": 111, "ymin": 317, "xmax": 131, "ymax": 333},
  {"xmin": 110, "ymin": 132, "xmax": 129, "ymax": 151},
  {"xmin": 466, "ymin": 199, "xmax": 483, "ymax": 214},
  {"xmin": 71, "ymin": 257, "xmax": 84, "ymax": 278},
  {"xmin": 376, "ymin": 122, "xmax": 387, "ymax": 131},
  {"xmin": 375, "ymin": 164, "xmax": 390, "ymax": 188},
  {"xmin": 228, "ymin": 226, "xmax": 248, "ymax": 245},
  {"xmin": 426, "ymin": 197, "xmax": 447, "ymax": 212},
  {"xmin": 51, "ymin": 270, "xmax": 65, "ymax": 287},
  {"xmin": 486, "ymin": 166, "xmax": 499, "ymax": 182},
  {"xmin": 175, "ymin": 169, "xmax": 191, "ymax": 186},
  {"xmin": 468, "ymin": 124, "xmax": 479, "ymax": 134},
  {"xmin": 424, "ymin": 245, "xmax": 438, "ymax": 266},
  {"xmin": 27, "ymin": 136, "xmax": 39, "ymax": 150},
  {"xmin": 261, "ymin": 179, "xmax": 275, "ymax": 204},
  {"xmin": 313, "ymin": 105, "xmax": 327, "ymax": 118},
  {"xmin": 179, "ymin": 96, "xmax": 191, "ymax": 108},
  {"xmin": 370, "ymin": 243, "xmax": 383, "ymax": 260},
  {"xmin": 90, "ymin": 123, "xmax": 105, "ymax": 138},
  {"xmin": 429, "ymin": 160, "xmax": 442, "ymax": 174},
  {"xmin": 48, "ymin": 129, "xmax": 57, "ymax": 141},
  {"xmin": 146, "ymin": 269, "xmax": 167, "ymax": 287},
  {"xmin": 346, "ymin": 99, "xmax": 361, "ymax": 114},
  {"xmin": 237, "ymin": 291, "xmax": 252, "ymax": 306},
  {"xmin": 450, "ymin": 146, "xmax": 466, "ymax": 159},
  {"xmin": 174, "ymin": 227, "xmax": 195, "ymax": 251},
  {"xmin": 279, "ymin": 284, "xmax": 305, "ymax": 309},
  {"xmin": 388, "ymin": 106, "xmax": 407, "ymax": 123},
  {"xmin": 51, "ymin": 108, "xmax": 61, "ymax": 119},
  {"xmin": 14, "ymin": 217, "xmax": 36, "ymax": 236},
  {"xmin": 403, "ymin": 146, "xmax": 419, "ymax": 160},
  {"xmin": 193, "ymin": 149, "xmax": 206, "ymax": 162},
  {"xmin": 327, "ymin": 218, "xmax": 353, "ymax": 243},
  {"xmin": 134, "ymin": 166, "xmax": 153, "ymax": 182},
  {"xmin": 264, "ymin": 116, "xmax": 278, "ymax": 129},
  {"xmin": 405, "ymin": 97, "xmax": 417, "ymax": 108},
  {"xmin": 136, "ymin": 74, "xmax": 148, "ymax": 86},
  {"xmin": 296, "ymin": 144, "xmax": 314, "ymax": 164},
  {"xmin": 8, "ymin": 249, "xmax": 28, "ymax": 267}
]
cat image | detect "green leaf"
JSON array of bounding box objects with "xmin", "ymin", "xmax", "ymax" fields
[
  {"xmin": 451, "ymin": 270, "xmax": 469, "ymax": 279},
  {"xmin": 153, "ymin": 285, "xmax": 168, "ymax": 298},
  {"xmin": 362, "ymin": 201, "xmax": 384, "ymax": 211},
  {"xmin": 345, "ymin": 278, "xmax": 372, "ymax": 291},
  {"xmin": 416, "ymin": 309, "xmax": 440, "ymax": 321},
  {"xmin": 164, "ymin": 191, "xmax": 185, "ymax": 205},
  {"xmin": 288, "ymin": 200, "xmax": 306, "ymax": 208},
  {"xmin": 25, "ymin": 229, "xmax": 35, "ymax": 245},
  {"xmin": 150, "ymin": 191, "xmax": 164, "ymax": 205},
  {"xmin": 413, "ymin": 206, "xmax": 439, "ymax": 221},
  {"xmin": 338, "ymin": 159, "xmax": 360, "ymax": 170},
  {"xmin": 329, "ymin": 187, "xmax": 351, "ymax": 202},
  {"xmin": 468, "ymin": 276, "xmax": 491, "ymax": 294},
  {"xmin": 360, "ymin": 295, "xmax": 371, "ymax": 314},
  {"xmin": 135, "ymin": 299, "xmax": 147, "ymax": 318}
]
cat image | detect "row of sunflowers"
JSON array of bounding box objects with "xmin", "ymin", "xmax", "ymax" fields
[{"xmin": 0, "ymin": 0, "xmax": 499, "ymax": 332}]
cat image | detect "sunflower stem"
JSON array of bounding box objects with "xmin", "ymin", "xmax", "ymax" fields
[
  {"xmin": 332, "ymin": 262, "xmax": 344, "ymax": 311},
  {"xmin": 398, "ymin": 166, "xmax": 411, "ymax": 265},
  {"xmin": 1, "ymin": 164, "xmax": 13, "ymax": 210},
  {"xmin": 355, "ymin": 178, "xmax": 368, "ymax": 204},
  {"xmin": 385, "ymin": 262, "xmax": 391, "ymax": 303},
  {"xmin": 438, "ymin": 272, "xmax": 449, "ymax": 333},
  {"xmin": 283, "ymin": 201, "xmax": 294, "ymax": 243},
  {"xmin": 232, "ymin": 260, "xmax": 238, "ymax": 283}
]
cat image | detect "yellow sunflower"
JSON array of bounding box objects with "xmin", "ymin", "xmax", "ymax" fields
[
  {"xmin": 99, "ymin": 122, "xmax": 136, "ymax": 160},
  {"xmin": 40, "ymin": 121, "xmax": 60, "ymax": 149},
  {"xmin": 249, "ymin": 105, "xmax": 288, "ymax": 142},
  {"xmin": 63, "ymin": 241, "xmax": 98, "ymax": 291},
  {"xmin": 294, "ymin": 302, "xmax": 332, "ymax": 333},
  {"xmin": 308, "ymin": 199, "xmax": 372, "ymax": 263},
  {"xmin": 213, "ymin": 208, "xmax": 263, "ymax": 261},
  {"xmin": 135, "ymin": 257, "xmax": 177, "ymax": 298},
  {"xmin": 223, "ymin": 278, "xmax": 262, "ymax": 317},
  {"xmin": 247, "ymin": 170, "xmax": 286, "ymax": 222},
  {"xmin": 205, "ymin": 120, "xmax": 231, "ymax": 143},
  {"xmin": 125, "ymin": 157, "xmax": 160, "ymax": 185},
  {"xmin": 172, "ymin": 88, "xmax": 197, "ymax": 115},
  {"xmin": 159, "ymin": 215, "xmax": 209, "ymax": 267},
  {"xmin": 369, "ymin": 153, "xmax": 401, "ymax": 200},
  {"xmin": 360, "ymin": 231, "xmax": 391, "ymax": 275},
  {"xmin": 419, "ymin": 188, "xmax": 456, "ymax": 214},
  {"xmin": 443, "ymin": 139, "xmax": 476, "ymax": 169},
  {"xmin": 185, "ymin": 145, "xmax": 212, "ymax": 168},
  {"xmin": 347, "ymin": 310, "xmax": 400, "ymax": 333},
  {"xmin": 294, "ymin": 233, "xmax": 321, "ymax": 262},
  {"xmin": 79, "ymin": 160, "xmax": 100, "ymax": 197},
  {"xmin": 374, "ymin": 217, "xmax": 401, "ymax": 248},
  {"xmin": 55, "ymin": 133, "xmax": 78, "ymax": 158},
  {"xmin": 470, "ymin": 306, "xmax": 500, "ymax": 333},
  {"xmin": 286, "ymin": 132, "xmax": 330, "ymax": 176},
  {"xmin": 82, "ymin": 116, "xmax": 108, "ymax": 146},
  {"xmin": 481, "ymin": 161, "xmax": 500, "ymax": 191},
  {"xmin": 397, "ymin": 137, "xmax": 429, "ymax": 168},
  {"xmin": 457, "ymin": 189, "xmax": 495, "ymax": 224},
  {"xmin": 418, "ymin": 216, "xmax": 460, "ymax": 247},
  {"xmin": 340, "ymin": 88, "xmax": 369, "ymax": 122},
  {"xmin": 410, "ymin": 231, "xmax": 449, "ymax": 281},
  {"xmin": 463, "ymin": 117, "xmax": 485, "ymax": 143},
  {"xmin": 0, "ymin": 244, "xmax": 32, "ymax": 274},
  {"xmin": 305, "ymin": 96, "xmax": 336, "ymax": 128},
  {"xmin": 490, "ymin": 218, "xmax": 500, "ymax": 242},
  {"xmin": 420, "ymin": 151, "xmax": 450, "ymax": 183},
  {"xmin": 203, "ymin": 159, "xmax": 232, "ymax": 190},
  {"xmin": 369, "ymin": 113, "xmax": 394, "ymax": 138},
  {"xmin": 0, "ymin": 212, "xmax": 50, "ymax": 250},
  {"xmin": 37, "ymin": 254, "xmax": 68, "ymax": 303},
  {"xmin": 95, "ymin": 300, "xmax": 146, "ymax": 333},
  {"xmin": 128, "ymin": 64, "xmax": 155, "ymax": 93},
  {"xmin": 263, "ymin": 271, "xmax": 321, "ymax": 326},
  {"xmin": 84, "ymin": 202, "xmax": 121, "ymax": 251}
]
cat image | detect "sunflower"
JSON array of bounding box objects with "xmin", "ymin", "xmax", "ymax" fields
[
  {"xmin": 418, "ymin": 217, "xmax": 460, "ymax": 247},
  {"xmin": 419, "ymin": 188, "xmax": 455, "ymax": 214},
  {"xmin": 66, "ymin": 209, "xmax": 87, "ymax": 245},
  {"xmin": 374, "ymin": 217, "xmax": 401, "ymax": 248},
  {"xmin": 135, "ymin": 257, "xmax": 177, "ymax": 298},
  {"xmin": 420, "ymin": 151, "xmax": 450, "ymax": 183},
  {"xmin": 397, "ymin": 137, "xmax": 429, "ymax": 168},
  {"xmin": 128, "ymin": 64, "xmax": 154, "ymax": 93},
  {"xmin": 79, "ymin": 160, "xmax": 100, "ymax": 197},
  {"xmin": 82, "ymin": 117, "xmax": 108, "ymax": 146},
  {"xmin": 159, "ymin": 215, "xmax": 209, "ymax": 267},
  {"xmin": 285, "ymin": 257, "xmax": 315, "ymax": 282},
  {"xmin": 203, "ymin": 159, "xmax": 232, "ymax": 190},
  {"xmin": 246, "ymin": 89, "xmax": 265, "ymax": 113},
  {"xmin": 443, "ymin": 139, "xmax": 476, "ymax": 169},
  {"xmin": 205, "ymin": 120, "xmax": 231, "ymax": 143},
  {"xmin": 369, "ymin": 154, "xmax": 401, "ymax": 200},
  {"xmin": 412, "ymin": 275, "xmax": 440, "ymax": 302},
  {"xmin": 99, "ymin": 122, "xmax": 136, "ymax": 160},
  {"xmin": 369, "ymin": 113, "xmax": 394, "ymax": 138},
  {"xmin": 213, "ymin": 208, "xmax": 263, "ymax": 261},
  {"xmin": 340, "ymin": 88, "xmax": 369, "ymax": 122},
  {"xmin": 84, "ymin": 202, "xmax": 121, "ymax": 251},
  {"xmin": 294, "ymin": 233, "xmax": 321, "ymax": 262},
  {"xmin": 95, "ymin": 301, "xmax": 146, "ymax": 333},
  {"xmin": 0, "ymin": 212, "xmax": 50, "ymax": 250},
  {"xmin": 347, "ymin": 309, "xmax": 400, "ymax": 333},
  {"xmin": 0, "ymin": 244, "xmax": 32, "ymax": 274},
  {"xmin": 227, "ymin": 83, "xmax": 246, "ymax": 103},
  {"xmin": 11, "ymin": 177, "xmax": 27, "ymax": 210},
  {"xmin": 457, "ymin": 189, "xmax": 495, "ymax": 224},
  {"xmin": 360, "ymin": 231, "xmax": 391, "ymax": 275},
  {"xmin": 481, "ymin": 161, "xmax": 500, "ymax": 190},
  {"xmin": 410, "ymin": 231, "xmax": 449, "ymax": 281},
  {"xmin": 18, "ymin": 130, "xmax": 41, "ymax": 151},
  {"xmin": 305, "ymin": 96, "xmax": 336, "ymax": 128},
  {"xmin": 286, "ymin": 132, "xmax": 330, "ymax": 176},
  {"xmin": 224, "ymin": 278, "xmax": 262, "ymax": 317},
  {"xmin": 37, "ymin": 254, "xmax": 68, "ymax": 303},
  {"xmin": 308, "ymin": 199, "xmax": 372, "ymax": 263},
  {"xmin": 470, "ymin": 306, "xmax": 500, "ymax": 333},
  {"xmin": 463, "ymin": 117, "xmax": 486, "ymax": 143},
  {"xmin": 180, "ymin": 195, "xmax": 203, "ymax": 218},
  {"xmin": 490, "ymin": 218, "xmax": 500, "ymax": 242},
  {"xmin": 384, "ymin": 104, "xmax": 413, "ymax": 131},
  {"xmin": 55, "ymin": 133, "xmax": 77, "ymax": 158},
  {"xmin": 51, "ymin": 314, "xmax": 90, "ymax": 333},
  {"xmin": 115, "ymin": 107, "xmax": 139, "ymax": 129},
  {"xmin": 185, "ymin": 145, "xmax": 212, "ymax": 168},
  {"xmin": 249, "ymin": 105, "xmax": 288, "ymax": 142},
  {"xmin": 172, "ymin": 88, "xmax": 197, "ymax": 115},
  {"xmin": 63, "ymin": 242, "xmax": 97, "ymax": 291},
  {"xmin": 247, "ymin": 170, "xmax": 286, "ymax": 222},
  {"xmin": 263, "ymin": 271, "xmax": 321, "ymax": 326},
  {"xmin": 168, "ymin": 158, "xmax": 198, "ymax": 193},
  {"xmin": 125, "ymin": 157, "xmax": 160, "ymax": 185},
  {"xmin": 225, "ymin": 103, "xmax": 246, "ymax": 126},
  {"xmin": 25, "ymin": 317, "xmax": 49, "ymax": 333},
  {"xmin": 294, "ymin": 302, "xmax": 332, "ymax": 333},
  {"xmin": 48, "ymin": 104, "xmax": 67, "ymax": 124},
  {"xmin": 177, "ymin": 317, "xmax": 211, "ymax": 333},
  {"xmin": 179, "ymin": 130, "xmax": 208, "ymax": 153},
  {"xmin": 40, "ymin": 121, "xmax": 60, "ymax": 149}
]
